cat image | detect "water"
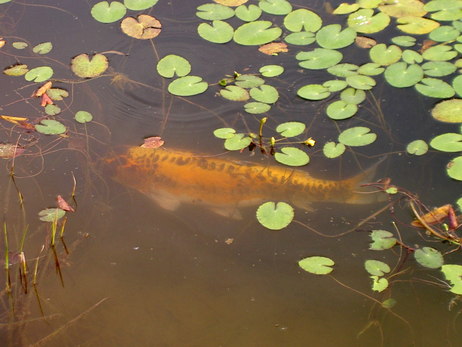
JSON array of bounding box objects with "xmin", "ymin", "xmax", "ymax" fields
[{"xmin": 0, "ymin": 1, "xmax": 461, "ymax": 346}]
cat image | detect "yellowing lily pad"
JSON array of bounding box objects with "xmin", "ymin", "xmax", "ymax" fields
[
  {"xmin": 347, "ymin": 9, "xmax": 390, "ymax": 34},
  {"xmin": 378, "ymin": 0, "xmax": 427, "ymax": 18},
  {"xmin": 121, "ymin": 15, "xmax": 161, "ymax": 40},
  {"xmin": 3, "ymin": 64, "xmax": 28, "ymax": 76},
  {"xmin": 214, "ymin": 0, "xmax": 248, "ymax": 6},
  {"xmin": 431, "ymin": 99, "xmax": 462, "ymax": 123},
  {"xmin": 396, "ymin": 16, "xmax": 440, "ymax": 34},
  {"xmin": 71, "ymin": 53, "xmax": 108, "ymax": 78},
  {"xmin": 32, "ymin": 42, "xmax": 53, "ymax": 54},
  {"xmin": 447, "ymin": 156, "xmax": 462, "ymax": 181}
]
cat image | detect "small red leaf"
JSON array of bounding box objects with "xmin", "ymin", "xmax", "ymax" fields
[
  {"xmin": 56, "ymin": 195, "xmax": 74, "ymax": 212},
  {"xmin": 141, "ymin": 136, "xmax": 164, "ymax": 148},
  {"xmin": 40, "ymin": 93, "xmax": 53, "ymax": 107}
]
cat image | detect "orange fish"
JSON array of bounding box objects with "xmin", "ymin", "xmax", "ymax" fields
[{"xmin": 105, "ymin": 147, "xmax": 385, "ymax": 218}]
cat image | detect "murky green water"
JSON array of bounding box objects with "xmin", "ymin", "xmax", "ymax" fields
[{"xmin": 1, "ymin": 1, "xmax": 461, "ymax": 346}]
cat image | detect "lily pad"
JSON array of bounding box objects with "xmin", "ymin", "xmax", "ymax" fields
[
  {"xmin": 3, "ymin": 64, "xmax": 28, "ymax": 76},
  {"xmin": 338, "ymin": 127, "xmax": 377, "ymax": 147},
  {"xmin": 370, "ymin": 276, "xmax": 389, "ymax": 292},
  {"xmin": 369, "ymin": 44, "xmax": 402, "ymax": 66},
  {"xmin": 316, "ymin": 24, "xmax": 356, "ymax": 49},
  {"xmin": 296, "ymin": 48, "xmax": 343, "ymax": 70},
  {"xmin": 365, "ymin": 259, "xmax": 390, "ymax": 276},
  {"xmin": 24, "ymin": 66, "xmax": 53, "ymax": 82},
  {"xmin": 196, "ymin": 3, "xmax": 234, "ymax": 20},
  {"xmin": 431, "ymin": 99, "xmax": 462, "ymax": 123},
  {"xmin": 91, "ymin": 1, "xmax": 127, "ymax": 23},
  {"xmin": 384, "ymin": 62, "xmax": 423, "ymax": 88},
  {"xmin": 213, "ymin": 127, "xmax": 236, "ymax": 139},
  {"xmin": 391, "ymin": 35, "xmax": 416, "ymax": 47},
  {"xmin": 422, "ymin": 61, "xmax": 457, "ymax": 77},
  {"xmin": 197, "ymin": 20, "xmax": 233, "ymax": 43},
  {"xmin": 75, "ymin": 111, "xmax": 93, "ymax": 124},
  {"xmin": 224, "ymin": 133, "xmax": 252, "ymax": 150},
  {"xmin": 347, "ymin": 9, "xmax": 390, "ymax": 34},
  {"xmin": 422, "ymin": 45, "xmax": 457, "ymax": 61},
  {"xmin": 46, "ymin": 88, "xmax": 68, "ymax": 100},
  {"xmin": 414, "ymin": 247, "xmax": 444, "ymax": 269},
  {"xmin": 326, "ymin": 100, "xmax": 358, "ymax": 120},
  {"xmin": 259, "ymin": 65, "xmax": 284, "ymax": 77},
  {"xmin": 323, "ymin": 80, "xmax": 348, "ymax": 92},
  {"xmin": 284, "ymin": 31, "xmax": 316, "ymax": 45},
  {"xmin": 298, "ymin": 256, "xmax": 335, "ymax": 275},
  {"xmin": 340, "ymin": 88, "xmax": 366, "ymax": 104},
  {"xmin": 249, "ymin": 85, "xmax": 279, "ymax": 104},
  {"xmin": 121, "ymin": 15, "xmax": 161, "ymax": 40},
  {"xmin": 38, "ymin": 208, "xmax": 65, "ymax": 222},
  {"xmin": 424, "ymin": 0, "xmax": 462, "ymax": 21},
  {"xmin": 244, "ymin": 102, "xmax": 270, "ymax": 114},
  {"xmin": 274, "ymin": 147, "xmax": 309, "ymax": 166},
  {"xmin": 220, "ymin": 85, "xmax": 249, "ymax": 101},
  {"xmin": 442, "ymin": 264, "xmax": 462, "ymax": 295},
  {"xmin": 71, "ymin": 53, "xmax": 108, "ymax": 78},
  {"xmin": 323, "ymin": 142, "xmax": 345, "ymax": 158},
  {"xmin": 283, "ymin": 8, "xmax": 322, "ymax": 32},
  {"xmin": 407, "ymin": 140, "xmax": 428, "ymax": 155},
  {"xmin": 233, "ymin": 21, "xmax": 282, "ymax": 45},
  {"xmin": 256, "ymin": 201, "xmax": 294, "ymax": 230},
  {"xmin": 276, "ymin": 122, "xmax": 305, "ymax": 137},
  {"xmin": 431, "ymin": 133, "xmax": 462, "ymax": 152},
  {"xmin": 44, "ymin": 104, "xmax": 61, "ymax": 116},
  {"xmin": 447, "ymin": 156, "xmax": 462, "ymax": 180},
  {"xmin": 396, "ymin": 16, "xmax": 440, "ymax": 34},
  {"xmin": 297, "ymin": 84, "xmax": 330, "ymax": 100},
  {"xmin": 124, "ymin": 0, "xmax": 158, "ymax": 11},
  {"xmin": 32, "ymin": 42, "xmax": 52, "ymax": 54},
  {"xmin": 168, "ymin": 76, "xmax": 208, "ymax": 96},
  {"xmin": 429, "ymin": 25, "xmax": 460, "ymax": 41},
  {"xmin": 402, "ymin": 49, "xmax": 423, "ymax": 64},
  {"xmin": 369, "ymin": 230, "xmax": 397, "ymax": 250},
  {"xmin": 157, "ymin": 55, "xmax": 191, "ymax": 78},
  {"xmin": 215, "ymin": 0, "xmax": 248, "ymax": 6},
  {"xmin": 453, "ymin": 75, "xmax": 462, "ymax": 97},
  {"xmin": 258, "ymin": 0, "xmax": 292, "ymax": 15},
  {"xmin": 415, "ymin": 78, "xmax": 455, "ymax": 98},
  {"xmin": 327, "ymin": 63, "xmax": 358, "ymax": 78},
  {"xmin": 35, "ymin": 119, "xmax": 66, "ymax": 135},
  {"xmin": 378, "ymin": 0, "xmax": 427, "ymax": 18},
  {"xmin": 235, "ymin": 4, "xmax": 262, "ymax": 21},
  {"xmin": 346, "ymin": 75, "xmax": 376, "ymax": 90},
  {"xmin": 333, "ymin": 3, "xmax": 360, "ymax": 15},
  {"xmin": 12, "ymin": 41, "xmax": 27, "ymax": 49},
  {"xmin": 357, "ymin": 63, "xmax": 384, "ymax": 76},
  {"xmin": 235, "ymin": 74, "xmax": 265, "ymax": 88}
]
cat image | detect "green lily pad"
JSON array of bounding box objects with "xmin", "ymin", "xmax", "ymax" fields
[
  {"xmin": 259, "ymin": 65, "xmax": 284, "ymax": 77},
  {"xmin": 431, "ymin": 133, "xmax": 462, "ymax": 152},
  {"xmin": 3, "ymin": 64, "xmax": 28, "ymax": 76},
  {"xmin": 233, "ymin": 21, "xmax": 282, "ymax": 45},
  {"xmin": 259, "ymin": 0, "xmax": 292, "ymax": 15},
  {"xmin": 323, "ymin": 80, "xmax": 348, "ymax": 92},
  {"xmin": 75, "ymin": 111, "xmax": 93, "ymax": 123},
  {"xmin": 333, "ymin": 3, "xmax": 360, "ymax": 15},
  {"xmin": 168, "ymin": 76, "xmax": 208, "ymax": 96},
  {"xmin": 196, "ymin": 3, "xmax": 234, "ymax": 20},
  {"xmin": 276, "ymin": 122, "xmax": 305, "ymax": 137},
  {"xmin": 12, "ymin": 41, "xmax": 27, "ymax": 49},
  {"xmin": 442, "ymin": 264, "xmax": 462, "ymax": 295},
  {"xmin": 235, "ymin": 4, "xmax": 262, "ymax": 22},
  {"xmin": 453, "ymin": 75, "xmax": 462, "ymax": 97},
  {"xmin": 424, "ymin": 0, "xmax": 462, "ymax": 21},
  {"xmin": 414, "ymin": 247, "xmax": 444, "ymax": 269},
  {"xmin": 429, "ymin": 25, "xmax": 460, "ymax": 41},
  {"xmin": 235, "ymin": 74, "xmax": 265, "ymax": 88},
  {"xmin": 44, "ymin": 104, "xmax": 61, "ymax": 116},
  {"xmin": 357, "ymin": 63, "xmax": 384, "ymax": 76},
  {"xmin": 447, "ymin": 156, "xmax": 462, "ymax": 180},
  {"xmin": 249, "ymin": 85, "xmax": 279, "ymax": 104},
  {"xmin": 297, "ymin": 84, "xmax": 330, "ymax": 100},
  {"xmin": 415, "ymin": 78, "xmax": 455, "ymax": 98},
  {"xmin": 284, "ymin": 31, "xmax": 316, "ymax": 45},
  {"xmin": 323, "ymin": 142, "xmax": 345, "ymax": 158},
  {"xmin": 157, "ymin": 54, "xmax": 191, "ymax": 78},
  {"xmin": 338, "ymin": 127, "xmax": 377, "ymax": 147},
  {"xmin": 407, "ymin": 140, "xmax": 428, "ymax": 155},
  {"xmin": 274, "ymin": 147, "xmax": 309, "ymax": 166},
  {"xmin": 370, "ymin": 276, "xmax": 389, "ymax": 292},
  {"xmin": 326, "ymin": 100, "xmax": 358, "ymax": 120},
  {"xmin": 316, "ymin": 24, "xmax": 356, "ymax": 49},
  {"xmin": 197, "ymin": 20, "xmax": 234, "ymax": 44},
  {"xmin": 214, "ymin": 127, "xmax": 236, "ymax": 139},
  {"xmin": 124, "ymin": 0, "xmax": 158, "ymax": 11},
  {"xmin": 369, "ymin": 44, "xmax": 402, "ymax": 66},
  {"xmin": 224, "ymin": 133, "xmax": 252, "ymax": 150},
  {"xmin": 91, "ymin": 1, "xmax": 127, "ymax": 23},
  {"xmin": 296, "ymin": 48, "xmax": 343, "ymax": 70},
  {"xmin": 298, "ymin": 256, "xmax": 335, "ymax": 275},
  {"xmin": 327, "ymin": 63, "xmax": 358, "ymax": 78},
  {"xmin": 378, "ymin": 0, "xmax": 427, "ymax": 18},
  {"xmin": 38, "ymin": 208, "xmax": 65, "ymax": 222},
  {"xmin": 384, "ymin": 62, "xmax": 423, "ymax": 88},
  {"xmin": 422, "ymin": 45, "xmax": 457, "ymax": 61},
  {"xmin": 347, "ymin": 9, "xmax": 390, "ymax": 34},
  {"xmin": 457, "ymin": 197, "xmax": 462, "ymax": 211},
  {"xmin": 71, "ymin": 53, "xmax": 108, "ymax": 78},
  {"xmin": 283, "ymin": 8, "xmax": 322, "ymax": 32},
  {"xmin": 243, "ymin": 102, "xmax": 271, "ymax": 114},
  {"xmin": 346, "ymin": 75, "xmax": 376, "ymax": 90},
  {"xmin": 391, "ymin": 35, "xmax": 416, "ymax": 47},
  {"xmin": 369, "ymin": 230, "xmax": 397, "ymax": 250},
  {"xmin": 432, "ymin": 99, "xmax": 462, "ymax": 123},
  {"xmin": 24, "ymin": 66, "xmax": 53, "ymax": 82},
  {"xmin": 365, "ymin": 259, "xmax": 391, "ymax": 276},
  {"xmin": 35, "ymin": 119, "xmax": 66, "ymax": 135},
  {"xmin": 402, "ymin": 49, "xmax": 423, "ymax": 64},
  {"xmin": 32, "ymin": 42, "xmax": 52, "ymax": 54},
  {"xmin": 46, "ymin": 88, "xmax": 68, "ymax": 101},
  {"xmin": 340, "ymin": 88, "xmax": 366, "ymax": 104},
  {"xmin": 220, "ymin": 85, "xmax": 249, "ymax": 101},
  {"xmin": 422, "ymin": 61, "xmax": 457, "ymax": 77},
  {"xmin": 256, "ymin": 201, "xmax": 294, "ymax": 230},
  {"xmin": 396, "ymin": 16, "xmax": 440, "ymax": 34}
]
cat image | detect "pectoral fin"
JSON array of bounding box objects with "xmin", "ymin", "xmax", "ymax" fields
[
  {"xmin": 148, "ymin": 190, "xmax": 181, "ymax": 211},
  {"xmin": 291, "ymin": 195, "xmax": 315, "ymax": 212}
]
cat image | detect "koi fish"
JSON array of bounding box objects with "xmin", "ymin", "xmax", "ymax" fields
[{"xmin": 105, "ymin": 147, "xmax": 385, "ymax": 219}]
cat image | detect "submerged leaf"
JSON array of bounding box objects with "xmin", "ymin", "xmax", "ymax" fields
[
  {"xmin": 414, "ymin": 247, "xmax": 444, "ymax": 269},
  {"xmin": 38, "ymin": 208, "xmax": 65, "ymax": 222},
  {"xmin": 298, "ymin": 256, "xmax": 335, "ymax": 275},
  {"xmin": 256, "ymin": 201, "xmax": 294, "ymax": 230}
]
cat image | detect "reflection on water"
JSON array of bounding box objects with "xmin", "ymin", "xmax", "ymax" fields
[{"xmin": 1, "ymin": 0, "xmax": 461, "ymax": 346}]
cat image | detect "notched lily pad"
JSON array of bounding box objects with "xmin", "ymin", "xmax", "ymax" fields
[
  {"xmin": 249, "ymin": 85, "xmax": 279, "ymax": 104},
  {"xmin": 338, "ymin": 127, "xmax": 377, "ymax": 147},
  {"xmin": 35, "ymin": 119, "xmax": 66, "ymax": 135},
  {"xmin": 220, "ymin": 85, "xmax": 249, "ymax": 101},
  {"xmin": 414, "ymin": 247, "xmax": 444, "ymax": 269},
  {"xmin": 298, "ymin": 256, "xmax": 335, "ymax": 275},
  {"xmin": 274, "ymin": 147, "xmax": 309, "ymax": 166},
  {"xmin": 71, "ymin": 53, "xmax": 108, "ymax": 78},
  {"xmin": 121, "ymin": 15, "xmax": 161, "ymax": 39},
  {"xmin": 75, "ymin": 111, "xmax": 93, "ymax": 123},
  {"xmin": 365, "ymin": 259, "xmax": 391, "ymax": 276},
  {"xmin": 196, "ymin": 3, "xmax": 235, "ymax": 20},
  {"xmin": 447, "ymin": 156, "xmax": 462, "ymax": 181},
  {"xmin": 157, "ymin": 54, "xmax": 191, "ymax": 78},
  {"xmin": 276, "ymin": 122, "xmax": 305, "ymax": 137},
  {"xmin": 256, "ymin": 201, "xmax": 294, "ymax": 230},
  {"xmin": 24, "ymin": 66, "xmax": 54, "ymax": 82},
  {"xmin": 323, "ymin": 142, "xmax": 345, "ymax": 158},
  {"xmin": 3, "ymin": 64, "xmax": 28, "ymax": 76},
  {"xmin": 32, "ymin": 42, "xmax": 52, "ymax": 54},
  {"xmin": 432, "ymin": 99, "xmax": 462, "ymax": 123},
  {"xmin": 224, "ymin": 133, "xmax": 252, "ymax": 150},
  {"xmin": 198, "ymin": 20, "xmax": 233, "ymax": 43},
  {"xmin": 124, "ymin": 0, "xmax": 159, "ymax": 11},
  {"xmin": 284, "ymin": 8, "xmax": 322, "ymax": 32},
  {"xmin": 91, "ymin": 1, "xmax": 127, "ymax": 24},
  {"xmin": 407, "ymin": 140, "xmax": 428, "ymax": 155},
  {"xmin": 369, "ymin": 230, "xmax": 397, "ymax": 250},
  {"xmin": 233, "ymin": 21, "xmax": 282, "ymax": 45},
  {"xmin": 214, "ymin": 127, "xmax": 236, "ymax": 139},
  {"xmin": 167, "ymin": 76, "xmax": 208, "ymax": 96}
]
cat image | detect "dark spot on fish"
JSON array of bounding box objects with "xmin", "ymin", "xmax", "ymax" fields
[
  {"xmin": 227, "ymin": 165, "xmax": 235, "ymax": 174},
  {"xmin": 271, "ymin": 177, "xmax": 278, "ymax": 183},
  {"xmin": 197, "ymin": 158, "xmax": 208, "ymax": 169},
  {"xmin": 169, "ymin": 156, "xmax": 176, "ymax": 163},
  {"xmin": 161, "ymin": 155, "xmax": 169, "ymax": 161},
  {"xmin": 175, "ymin": 157, "xmax": 191, "ymax": 166},
  {"xmin": 208, "ymin": 162, "xmax": 216, "ymax": 170},
  {"xmin": 216, "ymin": 163, "xmax": 225, "ymax": 171}
]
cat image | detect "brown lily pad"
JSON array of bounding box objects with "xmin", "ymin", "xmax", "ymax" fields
[
  {"xmin": 214, "ymin": 0, "xmax": 248, "ymax": 6},
  {"xmin": 121, "ymin": 15, "xmax": 162, "ymax": 40},
  {"xmin": 259, "ymin": 42, "xmax": 288, "ymax": 55}
]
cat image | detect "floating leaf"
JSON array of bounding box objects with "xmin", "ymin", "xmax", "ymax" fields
[
  {"xmin": 0, "ymin": 144, "xmax": 25, "ymax": 159},
  {"xmin": 369, "ymin": 44, "xmax": 402, "ymax": 66},
  {"xmin": 91, "ymin": 1, "xmax": 127, "ymax": 23},
  {"xmin": 323, "ymin": 80, "xmax": 348, "ymax": 92},
  {"xmin": 454, "ymin": 75, "xmax": 462, "ymax": 97},
  {"xmin": 276, "ymin": 122, "xmax": 305, "ymax": 137},
  {"xmin": 213, "ymin": 127, "xmax": 236, "ymax": 139},
  {"xmin": 378, "ymin": 0, "xmax": 427, "ymax": 18},
  {"xmin": 198, "ymin": 20, "xmax": 233, "ymax": 43},
  {"xmin": 370, "ymin": 276, "xmax": 389, "ymax": 292},
  {"xmin": 283, "ymin": 8, "xmax": 322, "ymax": 32},
  {"xmin": 391, "ymin": 35, "xmax": 416, "ymax": 47},
  {"xmin": 316, "ymin": 24, "xmax": 356, "ymax": 49},
  {"xmin": 233, "ymin": 21, "xmax": 282, "ymax": 45},
  {"xmin": 346, "ymin": 75, "xmax": 376, "ymax": 90},
  {"xmin": 447, "ymin": 156, "xmax": 462, "ymax": 181},
  {"xmin": 365, "ymin": 259, "xmax": 391, "ymax": 276},
  {"xmin": 220, "ymin": 85, "xmax": 249, "ymax": 101},
  {"xmin": 333, "ymin": 3, "xmax": 360, "ymax": 15},
  {"xmin": 196, "ymin": 3, "xmax": 234, "ymax": 20},
  {"xmin": 235, "ymin": 4, "xmax": 261, "ymax": 21},
  {"xmin": 340, "ymin": 88, "xmax": 366, "ymax": 104},
  {"xmin": 168, "ymin": 76, "xmax": 208, "ymax": 96},
  {"xmin": 407, "ymin": 140, "xmax": 428, "ymax": 155},
  {"xmin": 121, "ymin": 15, "xmax": 161, "ymax": 40},
  {"xmin": 224, "ymin": 133, "xmax": 252, "ymax": 150},
  {"xmin": 357, "ymin": 63, "xmax": 384, "ymax": 76},
  {"xmin": 347, "ymin": 9, "xmax": 390, "ymax": 34},
  {"xmin": 327, "ymin": 63, "xmax": 358, "ymax": 78},
  {"xmin": 44, "ymin": 104, "xmax": 61, "ymax": 116},
  {"xmin": 370, "ymin": 230, "xmax": 397, "ymax": 250},
  {"xmin": 214, "ymin": 0, "xmax": 248, "ymax": 6},
  {"xmin": 75, "ymin": 111, "xmax": 93, "ymax": 124},
  {"xmin": 296, "ymin": 48, "xmax": 343, "ymax": 70},
  {"xmin": 235, "ymin": 74, "xmax": 264, "ymax": 88},
  {"xmin": 38, "ymin": 208, "xmax": 65, "ymax": 222},
  {"xmin": 297, "ymin": 84, "xmax": 330, "ymax": 100},
  {"xmin": 422, "ymin": 45, "xmax": 457, "ymax": 61},
  {"xmin": 259, "ymin": 65, "xmax": 284, "ymax": 77},
  {"xmin": 415, "ymin": 78, "xmax": 455, "ymax": 98},
  {"xmin": 442, "ymin": 264, "xmax": 462, "ymax": 295},
  {"xmin": 326, "ymin": 100, "xmax": 358, "ymax": 120},
  {"xmin": 32, "ymin": 42, "xmax": 52, "ymax": 54},
  {"xmin": 424, "ymin": 0, "xmax": 462, "ymax": 21},
  {"xmin": 284, "ymin": 31, "xmax": 316, "ymax": 45},
  {"xmin": 12, "ymin": 41, "xmax": 27, "ymax": 49},
  {"xmin": 249, "ymin": 85, "xmax": 279, "ymax": 104},
  {"xmin": 258, "ymin": 42, "xmax": 288, "ymax": 55},
  {"xmin": 422, "ymin": 61, "xmax": 457, "ymax": 77},
  {"xmin": 429, "ymin": 25, "xmax": 460, "ymax": 41},
  {"xmin": 298, "ymin": 256, "xmax": 335, "ymax": 275},
  {"xmin": 402, "ymin": 49, "xmax": 423, "ymax": 64},
  {"xmin": 35, "ymin": 119, "xmax": 66, "ymax": 135},
  {"xmin": 258, "ymin": 0, "xmax": 292, "ymax": 15},
  {"xmin": 431, "ymin": 99, "xmax": 462, "ymax": 123},
  {"xmin": 414, "ymin": 247, "xmax": 444, "ymax": 269},
  {"xmin": 244, "ymin": 102, "xmax": 270, "ymax": 114},
  {"xmin": 338, "ymin": 127, "xmax": 377, "ymax": 147},
  {"xmin": 46, "ymin": 88, "xmax": 68, "ymax": 101},
  {"xmin": 156, "ymin": 55, "xmax": 191, "ymax": 78},
  {"xmin": 323, "ymin": 142, "xmax": 345, "ymax": 158},
  {"xmin": 384, "ymin": 62, "xmax": 423, "ymax": 88},
  {"xmin": 71, "ymin": 53, "xmax": 108, "ymax": 78},
  {"xmin": 274, "ymin": 147, "xmax": 309, "ymax": 166},
  {"xmin": 24, "ymin": 66, "xmax": 53, "ymax": 82},
  {"xmin": 256, "ymin": 201, "xmax": 294, "ymax": 230},
  {"xmin": 124, "ymin": 0, "xmax": 158, "ymax": 11},
  {"xmin": 3, "ymin": 64, "xmax": 28, "ymax": 76},
  {"xmin": 396, "ymin": 16, "xmax": 440, "ymax": 34}
]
